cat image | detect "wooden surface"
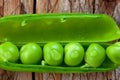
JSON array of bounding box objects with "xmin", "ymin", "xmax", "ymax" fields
[{"xmin": 0, "ymin": 0, "xmax": 120, "ymax": 80}]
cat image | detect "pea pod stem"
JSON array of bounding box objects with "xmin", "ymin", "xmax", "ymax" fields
[
  {"xmin": 41, "ymin": 60, "xmax": 48, "ymax": 66},
  {"xmin": 80, "ymin": 64, "xmax": 91, "ymax": 68}
]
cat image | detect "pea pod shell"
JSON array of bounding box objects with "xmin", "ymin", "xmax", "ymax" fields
[{"xmin": 0, "ymin": 14, "xmax": 119, "ymax": 46}]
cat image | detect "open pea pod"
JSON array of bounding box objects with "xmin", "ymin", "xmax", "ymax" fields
[{"xmin": 0, "ymin": 13, "xmax": 119, "ymax": 73}]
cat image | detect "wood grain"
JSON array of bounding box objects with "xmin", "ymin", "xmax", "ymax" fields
[
  {"xmin": 35, "ymin": 73, "xmax": 43, "ymax": 80},
  {"xmin": 3, "ymin": 0, "xmax": 21, "ymax": 16},
  {"xmin": 21, "ymin": 0, "xmax": 34, "ymax": 14},
  {"xmin": 36, "ymin": 0, "xmax": 59, "ymax": 13},
  {"xmin": 0, "ymin": 0, "xmax": 3, "ymax": 17},
  {"xmin": 114, "ymin": 2, "xmax": 120, "ymax": 26},
  {"xmin": 115, "ymin": 67, "xmax": 120, "ymax": 80},
  {"xmin": 95, "ymin": 0, "xmax": 116, "ymax": 16},
  {"xmin": 14, "ymin": 72, "xmax": 32, "ymax": 80},
  {"xmin": 35, "ymin": 73, "xmax": 61, "ymax": 80},
  {"xmin": 0, "ymin": 69, "xmax": 15, "ymax": 80}
]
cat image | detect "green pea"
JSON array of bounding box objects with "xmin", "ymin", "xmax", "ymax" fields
[
  {"xmin": 83, "ymin": 43, "xmax": 105, "ymax": 68},
  {"xmin": 106, "ymin": 42, "xmax": 120, "ymax": 65},
  {"xmin": 0, "ymin": 42, "xmax": 19, "ymax": 62},
  {"xmin": 20, "ymin": 43, "xmax": 42, "ymax": 64},
  {"xmin": 64, "ymin": 42, "xmax": 84, "ymax": 66},
  {"xmin": 43, "ymin": 42, "xmax": 63, "ymax": 66}
]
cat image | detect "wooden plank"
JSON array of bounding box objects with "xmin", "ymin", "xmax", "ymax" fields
[
  {"xmin": 0, "ymin": 0, "xmax": 3, "ymax": 17},
  {"xmin": 80, "ymin": 73, "xmax": 88, "ymax": 80},
  {"xmin": 113, "ymin": 1, "xmax": 120, "ymax": 26},
  {"xmin": 61, "ymin": 73, "xmax": 73, "ymax": 80},
  {"xmin": 0, "ymin": 69, "xmax": 15, "ymax": 80},
  {"xmin": 58, "ymin": 0, "xmax": 94, "ymax": 13},
  {"xmin": 3, "ymin": 0, "xmax": 21, "ymax": 16},
  {"xmin": 21, "ymin": 0, "xmax": 34, "ymax": 14},
  {"xmin": 72, "ymin": 73, "xmax": 80, "ymax": 80},
  {"xmin": 36, "ymin": 0, "xmax": 94, "ymax": 13},
  {"xmin": 35, "ymin": 73, "xmax": 61, "ymax": 80},
  {"xmin": 58, "ymin": 0, "xmax": 71, "ymax": 13},
  {"xmin": 78, "ymin": 0, "xmax": 94, "ymax": 13},
  {"xmin": 0, "ymin": 70, "xmax": 32, "ymax": 80},
  {"xmin": 35, "ymin": 73, "xmax": 43, "ymax": 80},
  {"xmin": 115, "ymin": 67, "xmax": 120, "ymax": 80},
  {"xmin": 14, "ymin": 72, "xmax": 32, "ymax": 80},
  {"xmin": 36, "ymin": 0, "xmax": 59, "ymax": 13},
  {"xmin": 85, "ymin": 73, "xmax": 97, "ymax": 80},
  {"xmin": 95, "ymin": 0, "xmax": 116, "ymax": 15}
]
